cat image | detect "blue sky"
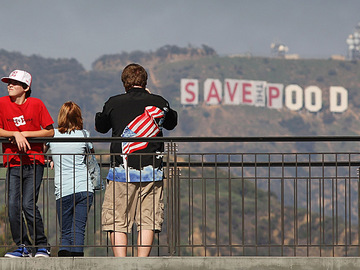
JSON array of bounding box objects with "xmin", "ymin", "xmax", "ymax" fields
[{"xmin": 0, "ymin": 0, "xmax": 359, "ymax": 69}]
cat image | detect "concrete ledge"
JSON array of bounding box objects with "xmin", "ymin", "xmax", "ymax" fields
[{"xmin": 2, "ymin": 257, "xmax": 360, "ymax": 270}]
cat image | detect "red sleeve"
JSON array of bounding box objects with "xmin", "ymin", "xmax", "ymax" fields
[{"xmin": 39, "ymin": 99, "xmax": 54, "ymax": 128}]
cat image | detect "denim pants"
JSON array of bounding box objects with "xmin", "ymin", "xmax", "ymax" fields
[
  {"xmin": 56, "ymin": 191, "xmax": 93, "ymax": 253},
  {"xmin": 7, "ymin": 165, "xmax": 48, "ymax": 247}
]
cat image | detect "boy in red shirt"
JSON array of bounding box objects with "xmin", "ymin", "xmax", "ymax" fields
[{"xmin": 0, "ymin": 70, "xmax": 54, "ymax": 257}]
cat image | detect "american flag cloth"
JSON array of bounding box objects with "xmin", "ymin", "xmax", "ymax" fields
[{"xmin": 121, "ymin": 106, "xmax": 164, "ymax": 155}]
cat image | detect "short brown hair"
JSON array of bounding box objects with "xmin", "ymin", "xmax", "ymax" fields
[
  {"xmin": 121, "ymin": 63, "xmax": 148, "ymax": 91},
  {"xmin": 57, "ymin": 101, "xmax": 83, "ymax": 133}
]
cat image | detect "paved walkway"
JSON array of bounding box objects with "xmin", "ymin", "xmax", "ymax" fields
[{"xmin": 1, "ymin": 257, "xmax": 360, "ymax": 270}]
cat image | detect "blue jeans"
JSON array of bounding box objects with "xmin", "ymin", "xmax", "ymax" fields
[
  {"xmin": 56, "ymin": 191, "xmax": 93, "ymax": 253},
  {"xmin": 7, "ymin": 165, "xmax": 48, "ymax": 247}
]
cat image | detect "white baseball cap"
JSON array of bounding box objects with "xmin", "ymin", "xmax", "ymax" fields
[{"xmin": 1, "ymin": 70, "xmax": 32, "ymax": 87}]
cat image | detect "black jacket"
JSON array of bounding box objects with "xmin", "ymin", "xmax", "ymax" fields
[{"xmin": 95, "ymin": 87, "xmax": 177, "ymax": 169}]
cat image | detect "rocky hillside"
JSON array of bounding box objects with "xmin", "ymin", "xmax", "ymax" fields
[
  {"xmin": 92, "ymin": 44, "xmax": 217, "ymax": 73},
  {"xmin": 0, "ymin": 46, "xmax": 360, "ymax": 154},
  {"xmin": 0, "ymin": 46, "xmax": 358, "ymax": 256}
]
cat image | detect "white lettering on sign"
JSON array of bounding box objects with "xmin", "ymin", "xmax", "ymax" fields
[
  {"xmin": 285, "ymin": 84, "xmax": 303, "ymax": 111},
  {"xmin": 266, "ymin": 83, "xmax": 283, "ymax": 109},
  {"xmin": 224, "ymin": 79, "xmax": 241, "ymax": 105},
  {"xmin": 181, "ymin": 79, "xmax": 199, "ymax": 105},
  {"xmin": 329, "ymin": 86, "xmax": 348, "ymax": 113},
  {"xmin": 180, "ymin": 78, "xmax": 349, "ymax": 113},
  {"xmin": 204, "ymin": 79, "xmax": 222, "ymax": 105},
  {"xmin": 304, "ymin": 86, "xmax": 322, "ymax": 112}
]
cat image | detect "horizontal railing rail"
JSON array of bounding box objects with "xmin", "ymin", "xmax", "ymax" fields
[{"xmin": 2, "ymin": 135, "xmax": 360, "ymax": 143}]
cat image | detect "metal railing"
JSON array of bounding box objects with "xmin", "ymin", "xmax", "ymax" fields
[{"xmin": 0, "ymin": 136, "xmax": 360, "ymax": 257}]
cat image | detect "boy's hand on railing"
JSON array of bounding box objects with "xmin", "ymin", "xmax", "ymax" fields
[{"xmin": 11, "ymin": 132, "xmax": 31, "ymax": 152}]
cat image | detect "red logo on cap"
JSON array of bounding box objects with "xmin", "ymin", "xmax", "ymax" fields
[{"xmin": 10, "ymin": 71, "xmax": 18, "ymax": 77}]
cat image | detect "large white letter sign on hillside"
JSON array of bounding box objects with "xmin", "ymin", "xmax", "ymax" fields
[
  {"xmin": 266, "ymin": 83, "xmax": 284, "ymax": 109},
  {"xmin": 224, "ymin": 79, "xmax": 241, "ymax": 105},
  {"xmin": 181, "ymin": 79, "xmax": 199, "ymax": 105},
  {"xmin": 285, "ymin": 84, "xmax": 303, "ymax": 111},
  {"xmin": 204, "ymin": 79, "xmax": 222, "ymax": 105},
  {"xmin": 241, "ymin": 80, "xmax": 254, "ymax": 105},
  {"xmin": 329, "ymin": 86, "xmax": 348, "ymax": 113},
  {"xmin": 304, "ymin": 86, "xmax": 322, "ymax": 112}
]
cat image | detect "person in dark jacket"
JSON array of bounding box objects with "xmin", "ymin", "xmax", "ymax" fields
[{"xmin": 95, "ymin": 63, "xmax": 177, "ymax": 257}]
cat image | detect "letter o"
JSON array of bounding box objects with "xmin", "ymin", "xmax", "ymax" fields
[
  {"xmin": 304, "ymin": 86, "xmax": 322, "ymax": 112},
  {"xmin": 285, "ymin": 84, "xmax": 303, "ymax": 111}
]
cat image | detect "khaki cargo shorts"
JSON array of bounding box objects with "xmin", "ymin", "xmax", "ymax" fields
[{"xmin": 102, "ymin": 180, "xmax": 164, "ymax": 233}]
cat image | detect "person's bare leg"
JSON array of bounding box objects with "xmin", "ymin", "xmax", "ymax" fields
[
  {"xmin": 137, "ymin": 229, "xmax": 154, "ymax": 257},
  {"xmin": 110, "ymin": 231, "xmax": 127, "ymax": 257}
]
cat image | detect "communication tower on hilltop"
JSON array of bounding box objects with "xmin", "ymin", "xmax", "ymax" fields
[
  {"xmin": 270, "ymin": 42, "xmax": 289, "ymax": 58},
  {"xmin": 346, "ymin": 22, "xmax": 360, "ymax": 60}
]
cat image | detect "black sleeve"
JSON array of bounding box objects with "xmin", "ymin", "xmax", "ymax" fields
[
  {"xmin": 162, "ymin": 106, "xmax": 178, "ymax": 130},
  {"xmin": 95, "ymin": 103, "xmax": 112, "ymax": 133}
]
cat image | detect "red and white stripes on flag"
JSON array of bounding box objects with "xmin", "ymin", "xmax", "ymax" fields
[{"xmin": 122, "ymin": 106, "xmax": 164, "ymax": 154}]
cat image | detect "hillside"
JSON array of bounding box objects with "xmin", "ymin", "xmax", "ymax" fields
[
  {"xmin": 0, "ymin": 46, "xmax": 360, "ymax": 154},
  {"xmin": 152, "ymin": 54, "xmax": 360, "ymax": 154},
  {"xmin": 0, "ymin": 47, "xmax": 358, "ymax": 256}
]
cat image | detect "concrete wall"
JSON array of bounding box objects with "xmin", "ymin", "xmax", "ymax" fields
[{"xmin": 2, "ymin": 257, "xmax": 360, "ymax": 270}]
